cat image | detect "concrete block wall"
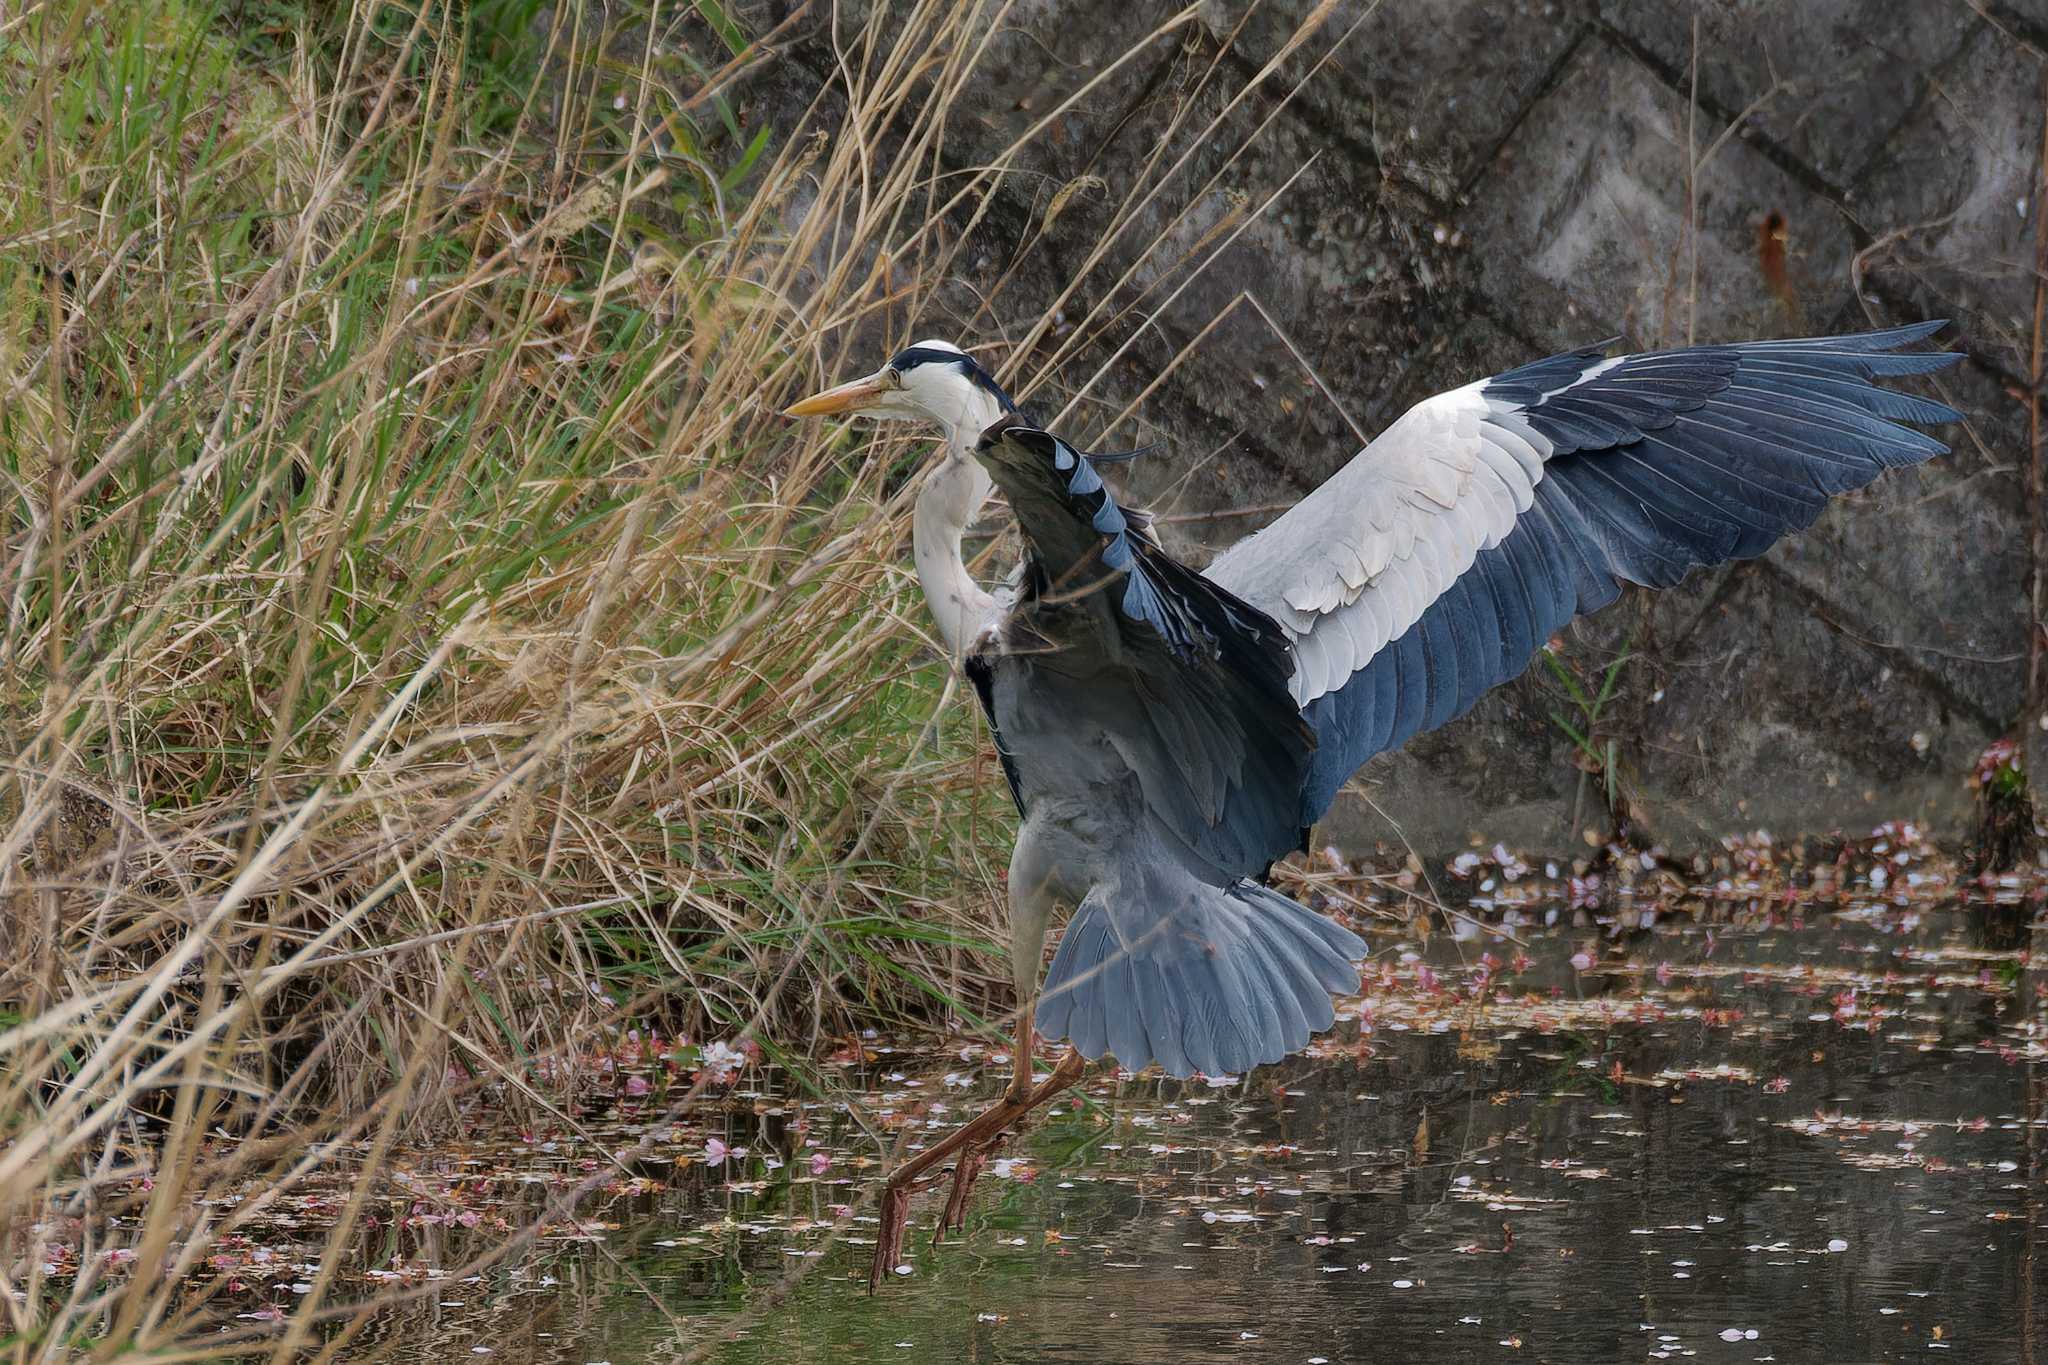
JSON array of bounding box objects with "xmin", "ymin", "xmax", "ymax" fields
[{"xmin": 753, "ymin": 0, "xmax": 2041, "ymax": 857}]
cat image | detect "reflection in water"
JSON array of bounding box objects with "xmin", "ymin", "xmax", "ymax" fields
[{"xmin": 343, "ymin": 906, "xmax": 2041, "ymax": 1363}]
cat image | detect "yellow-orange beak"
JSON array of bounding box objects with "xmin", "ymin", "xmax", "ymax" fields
[{"xmin": 782, "ymin": 371, "xmax": 892, "ymax": 417}]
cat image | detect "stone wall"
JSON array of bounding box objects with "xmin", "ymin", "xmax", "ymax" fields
[{"xmin": 751, "ymin": 0, "xmax": 2042, "ymax": 858}]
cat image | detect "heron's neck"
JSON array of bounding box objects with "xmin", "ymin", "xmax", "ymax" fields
[{"xmin": 912, "ymin": 427, "xmax": 1000, "ymax": 657}]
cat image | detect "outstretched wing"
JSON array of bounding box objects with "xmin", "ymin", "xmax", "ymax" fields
[
  {"xmin": 975, "ymin": 418, "xmax": 1313, "ymax": 877},
  {"xmin": 1201, "ymin": 322, "xmax": 1963, "ymax": 825}
]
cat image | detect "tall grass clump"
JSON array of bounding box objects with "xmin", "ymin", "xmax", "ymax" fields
[{"xmin": 0, "ymin": 0, "xmax": 1355, "ymax": 1352}]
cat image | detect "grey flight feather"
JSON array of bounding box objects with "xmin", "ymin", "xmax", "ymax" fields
[{"xmin": 1200, "ymin": 322, "xmax": 1962, "ymax": 825}]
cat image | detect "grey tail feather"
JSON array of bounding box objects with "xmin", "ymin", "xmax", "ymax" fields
[{"xmin": 1035, "ymin": 880, "xmax": 1364, "ymax": 1078}]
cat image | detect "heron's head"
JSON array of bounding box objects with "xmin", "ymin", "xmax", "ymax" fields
[{"xmin": 783, "ymin": 339, "xmax": 1015, "ymax": 441}]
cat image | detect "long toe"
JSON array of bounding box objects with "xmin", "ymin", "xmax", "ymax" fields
[
  {"xmin": 869, "ymin": 1183, "xmax": 911, "ymax": 1293},
  {"xmin": 936, "ymin": 1141, "xmax": 997, "ymax": 1243}
]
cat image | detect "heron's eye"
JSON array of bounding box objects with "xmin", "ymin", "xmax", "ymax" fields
[{"xmin": 884, "ymin": 367, "xmax": 905, "ymax": 389}]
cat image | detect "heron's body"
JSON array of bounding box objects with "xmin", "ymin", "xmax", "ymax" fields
[
  {"xmin": 786, "ymin": 322, "xmax": 1963, "ymax": 1280},
  {"xmin": 966, "ymin": 416, "xmax": 1360, "ymax": 1076}
]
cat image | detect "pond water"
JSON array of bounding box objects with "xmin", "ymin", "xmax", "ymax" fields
[{"xmin": 286, "ymin": 898, "xmax": 2044, "ymax": 1362}]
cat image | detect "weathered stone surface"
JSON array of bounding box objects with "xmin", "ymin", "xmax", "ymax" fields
[
  {"xmin": 1639, "ymin": 561, "xmax": 1990, "ymax": 836},
  {"xmin": 1461, "ymin": 36, "xmax": 1859, "ymax": 349},
  {"xmin": 1854, "ymin": 22, "xmax": 2042, "ymax": 376},
  {"xmin": 752, "ymin": 0, "xmax": 2040, "ymax": 856},
  {"xmin": 1217, "ymin": 0, "xmax": 1590, "ymax": 190},
  {"xmin": 1598, "ymin": 0, "xmax": 1979, "ymax": 185}
]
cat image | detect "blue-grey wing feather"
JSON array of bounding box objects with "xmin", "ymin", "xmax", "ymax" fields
[{"xmin": 1204, "ymin": 322, "xmax": 1961, "ymax": 825}]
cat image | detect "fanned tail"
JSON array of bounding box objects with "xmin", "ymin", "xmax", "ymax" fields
[{"xmin": 1035, "ymin": 877, "xmax": 1363, "ymax": 1078}]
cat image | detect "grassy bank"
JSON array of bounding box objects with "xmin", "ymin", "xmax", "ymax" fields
[
  {"xmin": 0, "ymin": 0, "xmax": 1350, "ymax": 1352},
  {"xmin": 0, "ymin": 0, "xmax": 1012, "ymax": 1099},
  {"xmin": 0, "ymin": 0, "xmax": 1019, "ymax": 1350}
]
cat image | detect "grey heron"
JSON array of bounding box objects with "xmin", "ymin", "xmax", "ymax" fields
[{"xmin": 785, "ymin": 322, "xmax": 1960, "ymax": 1285}]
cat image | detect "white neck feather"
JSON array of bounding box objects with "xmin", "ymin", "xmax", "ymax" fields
[
  {"xmin": 913, "ymin": 449, "xmax": 997, "ymax": 657},
  {"xmin": 910, "ymin": 400, "xmax": 1004, "ymax": 657}
]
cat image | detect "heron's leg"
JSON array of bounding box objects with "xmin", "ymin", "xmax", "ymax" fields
[
  {"xmin": 931, "ymin": 1035, "xmax": 1030, "ymax": 1245},
  {"xmin": 935, "ymin": 1046, "xmax": 1085, "ymax": 1238},
  {"xmin": 866, "ymin": 822, "xmax": 1077, "ymax": 1291},
  {"xmin": 930, "ymin": 1005, "xmax": 1055, "ymax": 1240},
  {"xmin": 930, "ymin": 829, "xmax": 1075, "ymax": 1234},
  {"xmin": 1002, "ymin": 1003, "xmax": 1038, "ymax": 1103},
  {"xmin": 866, "ymin": 1046, "xmax": 1086, "ymax": 1291}
]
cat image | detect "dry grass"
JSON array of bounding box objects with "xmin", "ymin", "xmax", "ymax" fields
[{"xmin": 0, "ymin": 0, "xmax": 1362, "ymax": 1353}]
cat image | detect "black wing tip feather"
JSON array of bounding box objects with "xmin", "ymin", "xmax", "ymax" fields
[
  {"xmin": 1630, "ymin": 318, "xmax": 1952, "ymax": 357},
  {"xmin": 1733, "ymin": 319, "xmax": 1962, "ymax": 437},
  {"xmin": 1731, "ymin": 318, "xmax": 1950, "ymax": 351},
  {"xmin": 1489, "ymin": 320, "xmax": 1963, "ymax": 457},
  {"xmin": 975, "ymin": 411, "xmax": 1033, "ymax": 446},
  {"xmin": 1302, "ymin": 320, "xmax": 1961, "ymax": 824},
  {"xmin": 1489, "ymin": 319, "xmax": 1957, "ymax": 395},
  {"xmin": 972, "ymin": 415, "xmax": 1154, "ymax": 464}
]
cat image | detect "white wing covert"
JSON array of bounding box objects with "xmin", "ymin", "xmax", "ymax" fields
[{"xmin": 1202, "ymin": 323, "xmax": 1961, "ymax": 826}]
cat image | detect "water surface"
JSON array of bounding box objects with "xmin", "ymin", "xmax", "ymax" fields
[{"xmin": 291, "ymin": 900, "xmax": 2047, "ymax": 1362}]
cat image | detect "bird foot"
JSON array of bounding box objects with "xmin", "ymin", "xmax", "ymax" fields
[
  {"xmin": 934, "ymin": 1138, "xmax": 999, "ymax": 1244},
  {"xmin": 869, "ymin": 1180, "xmax": 913, "ymax": 1294},
  {"xmin": 864, "ymin": 1048, "xmax": 1088, "ymax": 1291}
]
